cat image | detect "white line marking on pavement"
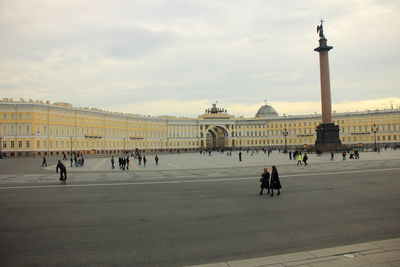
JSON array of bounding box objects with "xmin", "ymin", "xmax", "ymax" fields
[
  {"xmin": 0, "ymin": 167, "xmax": 399, "ymax": 190},
  {"xmin": 160, "ymin": 159, "xmax": 183, "ymax": 169},
  {"xmin": 93, "ymin": 158, "xmax": 108, "ymax": 170}
]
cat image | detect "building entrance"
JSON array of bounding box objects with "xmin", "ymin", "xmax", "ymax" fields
[{"xmin": 206, "ymin": 126, "xmax": 228, "ymax": 149}]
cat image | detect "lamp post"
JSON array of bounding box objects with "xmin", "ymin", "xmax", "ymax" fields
[
  {"xmin": 0, "ymin": 136, "xmax": 3, "ymax": 158},
  {"xmin": 70, "ymin": 136, "xmax": 73, "ymax": 156},
  {"xmin": 160, "ymin": 138, "xmax": 163, "ymax": 152},
  {"xmin": 371, "ymin": 124, "xmax": 378, "ymax": 152},
  {"xmin": 282, "ymin": 128, "xmax": 288, "ymax": 153},
  {"xmin": 123, "ymin": 138, "xmax": 126, "ymax": 154}
]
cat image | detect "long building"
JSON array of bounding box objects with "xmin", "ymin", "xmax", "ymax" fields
[{"xmin": 0, "ymin": 98, "xmax": 399, "ymax": 157}]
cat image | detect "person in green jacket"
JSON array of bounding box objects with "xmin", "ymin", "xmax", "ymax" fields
[{"xmin": 297, "ymin": 154, "xmax": 302, "ymax": 165}]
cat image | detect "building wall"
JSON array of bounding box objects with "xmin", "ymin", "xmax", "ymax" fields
[{"xmin": 1, "ymin": 99, "xmax": 399, "ymax": 156}]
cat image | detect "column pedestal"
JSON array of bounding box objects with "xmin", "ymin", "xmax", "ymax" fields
[{"xmin": 315, "ymin": 123, "xmax": 342, "ymax": 151}]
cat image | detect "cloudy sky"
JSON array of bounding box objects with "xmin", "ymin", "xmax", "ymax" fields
[{"xmin": 1, "ymin": 0, "xmax": 399, "ymax": 117}]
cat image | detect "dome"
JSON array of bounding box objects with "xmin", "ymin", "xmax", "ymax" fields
[{"xmin": 255, "ymin": 103, "xmax": 278, "ymax": 118}]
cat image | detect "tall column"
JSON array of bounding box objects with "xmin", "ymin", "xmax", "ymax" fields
[
  {"xmin": 315, "ymin": 37, "xmax": 333, "ymax": 123},
  {"xmin": 314, "ymin": 21, "xmax": 342, "ymax": 151}
]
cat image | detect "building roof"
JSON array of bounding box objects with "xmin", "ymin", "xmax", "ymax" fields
[{"xmin": 255, "ymin": 103, "xmax": 278, "ymax": 118}]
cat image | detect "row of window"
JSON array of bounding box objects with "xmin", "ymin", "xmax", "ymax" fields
[
  {"xmin": 3, "ymin": 135, "xmax": 399, "ymax": 150},
  {"xmin": 1, "ymin": 139, "xmax": 199, "ymax": 149},
  {"xmin": 236, "ymin": 117, "xmax": 400, "ymax": 130},
  {"xmin": 2, "ymin": 113, "xmax": 30, "ymax": 120},
  {"xmin": 1, "ymin": 124, "xmax": 30, "ymax": 134}
]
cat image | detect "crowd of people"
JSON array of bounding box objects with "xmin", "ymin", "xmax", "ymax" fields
[{"xmin": 111, "ymin": 152, "xmax": 160, "ymax": 170}]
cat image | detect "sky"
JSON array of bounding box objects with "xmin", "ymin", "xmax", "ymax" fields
[{"xmin": 1, "ymin": 0, "xmax": 399, "ymax": 118}]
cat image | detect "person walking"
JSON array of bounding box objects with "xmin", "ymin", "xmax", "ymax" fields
[
  {"xmin": 259, "ymin": 168, "xmax": 270, "ymax": 195},
  {"xmin": 111, "ymin": 156, "xmax": 115, "ymax": 169},
  {"xmin": 303, "ymin": 153, "xmax": 308, "ymax": 166},
  {"xmin": 143, "ymin": 156, "xmax": 147, "ymax": 166},
  {"xmin": 126, "ymin": 156, "xmax": 130, "ymax": 170},
  {"xmin": 42, "ymin": 157, "xmax": 47, "ymax": 167},
  {"xmin": 296, "ymin": 154, "xmax": 302, "ymax": 165},
  {"xmin": 270, "ymin": 166, "xmax": 281, "ymax": 196},
  {"xmin": 70, "ymin": 157, "xmax": 73, "ymax": 167},
  {"xmin": 239, "ymin": 151, "xmax": 242, "ymax": 162},
  {"xmin": 330, "ymin": 152, "xmax": 334, "ymax": 160},
  {"xmin": 138, "ymin": 155, "xmax": 142, "ymax": 165},
  {"xmin": 342, "ymin": 151, "xmax": 347, "ymax": 160},
  {"xmin": 289, "ymin": 151, "xmax": 292, "ymax": 160},
  {"xmin": 122, "ymin": 157, "xmax": 126, "ymax": 170},
  {"xmin": 155, "ymin": 154, "xmax": 159, "ymax": 165},
  {"xmin": 56, "ymin": 160, "xmax": 67, "ymax": 185}
]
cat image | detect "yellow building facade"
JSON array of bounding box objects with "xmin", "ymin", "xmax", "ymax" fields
[{"xmin": 0, "ymin": 98, "xmax": 399, "ymax": 157}]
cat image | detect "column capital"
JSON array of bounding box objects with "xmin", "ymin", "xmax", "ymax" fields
[{"xmin": 314, "ymin": 38, "xmax": 333, "ymax": 52}]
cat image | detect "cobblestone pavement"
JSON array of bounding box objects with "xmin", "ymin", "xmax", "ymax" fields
[{"xmin": 0, "ymin": 150, "xmax": 399, "ymax": 185}]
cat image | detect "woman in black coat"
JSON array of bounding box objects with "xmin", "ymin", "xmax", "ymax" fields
[
  {"xmin": 259, "ymin": 168, "xmax": 270, "ymax": 195},
  {"xmin": 270, "ymin": 165, "xmax": 282, "ymax": 196}
]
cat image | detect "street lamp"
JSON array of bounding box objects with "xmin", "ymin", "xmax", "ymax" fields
[
  {"xmin": 123, "ymin": 137, "xmax": 126, "ymax": 154},
  {"xmin": 0, "ymin": 136, "xmax": 3, "ymax": 158},
  {"xmin": 371, "ymin": 124, "xmax": 378, "ymax": 152},
  {"xmin": 282, "ymin": 128, "xmax": 288, "ymax": 153},
  {"xmin": 70, "ymin": 136, "xmax": 73, "ymax": 156},
  {"xmin": 160, "ymin": 138, "xmax": 163, "ymax": 152}
]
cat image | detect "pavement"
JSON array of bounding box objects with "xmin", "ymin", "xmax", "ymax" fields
[
  {"xmin": 42, "ymin": 149, "xmax": 400, "ymax": 172},
  {"xmin": 0, "ymin": 150, "xmax": 399, "ymax": 266},
  {"xmin": 1, "ymin": 150, "xmax": 400, "ymax": 185},
  {"xmin": 187, "ymin": 238, "xmax": 400, "ymax": 267}
]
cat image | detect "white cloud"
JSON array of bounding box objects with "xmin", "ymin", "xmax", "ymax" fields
[
  {"xmin": 102, "ymin": 97, "xmax": 400, "ymax": 118},
  {"xmin": 0, "ymin": 0, "xmax": 399, "ymax": 117}
]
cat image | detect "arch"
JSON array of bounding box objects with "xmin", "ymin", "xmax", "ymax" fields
[{"xmin": 205, "ymin": 125, "xmax": 230, "ymax": 149}]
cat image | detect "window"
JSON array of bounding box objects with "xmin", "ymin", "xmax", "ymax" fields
[
  {"xmin": 18, "ymin": 113, "xmax": 22, "ymax": 119},
  {"xmin": 10, "ymin": 125, "xmax": 15, "ymax": 134},
  {"xmin": 37, "ymin": 140, "xmax": 40, "ymax": 148},
  {"xmin": 10, "ymin": 141, "xmax": 14, "ymax": 148},
  {"xmin": 26, "ymin": 113, "xmax": 30, "ymax": 119},
  {"xmin": 25, "ymin": 125, "xmax": 30, "ymax": 134},
  {"xmin": 11, "ymin": 113, "xmax": 14, "ymax": 119},
  {"xmin": 18, "ymin": 125, "xmax": 23, "ymax": 134},
  {"xmin": 2, "ymin": 113, "xmax": 6, "ymax": 119},
  {"xmin": 26, "ymin": 141, "xmax": 30, "ymax": 148},
  {"xmin": 2, "ymin": 124, "xmax": 6, "ymax": 134},
  {"xmin": 18, "ymin": 140, "xmax": 22, "ymax": 148}
]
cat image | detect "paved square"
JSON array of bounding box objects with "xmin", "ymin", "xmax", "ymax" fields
[{"xmin": 0, "ymin": 150, "xmax": 399, "ymax": 267}]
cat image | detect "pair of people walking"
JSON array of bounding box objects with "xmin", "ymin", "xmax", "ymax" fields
[
  {"xmin": 259, "ymin": 166, "xmax": 281, "ymax": 196},
  {"xmin": 296, "ymin": 153, "xmax": 308, "ymax": 166}
]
